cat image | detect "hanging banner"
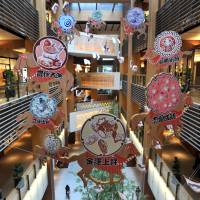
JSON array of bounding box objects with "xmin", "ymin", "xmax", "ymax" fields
[{"xmin": 145, "ymin": 31, "xmax": 183, "ymax": 67}]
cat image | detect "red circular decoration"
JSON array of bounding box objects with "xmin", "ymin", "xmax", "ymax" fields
[
  {"xmin": 33, "ymin": 36, "xmax": 68, "ymax": 71},
  {"xmin": 146, "ymin": 73, "xmax": 182, "ymax": 114}
]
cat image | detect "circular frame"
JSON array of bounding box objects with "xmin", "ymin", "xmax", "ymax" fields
[
  {"xmin": 33, "ymin": 36, "xmax": 68, "ymax": 71},
  {"xmin": 81, "ymin": 114, "xmax": 126, "ymax": 156},
  {"xmin": 30, "ymin": 93, "xmax": 57, "ymax": 119},
  {"xmin": 154, "ymin": 31, "xmax": 182, "ymax": 57}
]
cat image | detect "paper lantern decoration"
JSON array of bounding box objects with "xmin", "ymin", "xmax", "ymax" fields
[
  {"xmin": 154, "ymin": 31, "xmax": 182, "ymax": 57},
  {"xmin": 44, "ymin": 134, "xmax": 62, "ymax": 155},
  {"xmin": 146, "ymin": 73, "xmax": 181, "ymax": 114},
  {"xmin": 126, "ymin": 7, "xmax": 145, "ymax": 28},
  {"xmin": 33, "ymin": 36, "xmax": 67, "ymax": 71},
  {"xmin": 81, "ymin": 114, "xmax": 126, "ymax": 156},
  {"xmin": 30, "ymin": 93, "xmax": 57, "ymax": 119},
  {"xmin": 58, "ymin": 15, "xmax": 76, "ymax": 33}
]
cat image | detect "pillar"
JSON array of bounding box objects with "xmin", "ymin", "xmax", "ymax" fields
[
  {"xmin": 146, "ymin": 0, "xmax": 159, "ymax": 83},
  {"xmin": 36, "ymin": 0, "xmax": 47, "ymax": 37},
  {"xmin": 126, "ymin": 0, "xmax": 136, "ymax": 126}
]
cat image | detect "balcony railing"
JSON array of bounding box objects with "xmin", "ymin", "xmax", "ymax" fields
[
  {"xmin": 131, "ymin": 83, "xmax": 146, "ymax": 108},
  {"xmin": 133, "ymin": 31, "xmax": 147, "ymax": 53},
  {"xmin": 156, "ymin": 0, "xmax": 200, "ymax": 34},
  {"xmin": 0, "ymin": 93, "xmax": 38, "ymax": 152},
  {"xmin": 132, "ymin": 74, "xmax": 146, "ymax": 86},
  {"xmin": 0, "ymin": 0, "xmax": 39, "ymax": 40},
  {"xmin": 180, "ymin": 103, "xmax": 200, "ymax": 151},
  {"xmin": 150, "ymin": 149, "xmax": 194, "ymax": 200}
]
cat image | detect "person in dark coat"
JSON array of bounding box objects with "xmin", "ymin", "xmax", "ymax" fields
[{"xmin": 65, "ymin": 185, "xmax": 70, "ymax": 199}]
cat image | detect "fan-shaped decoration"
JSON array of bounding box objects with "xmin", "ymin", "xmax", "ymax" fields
[
  {"xmin": 126, "ymin": 7, "xmax": 145, "ymax": 28},
  {"xmin": 146, "ymin": 73, "xmax": 181, "ymax": 114},
  {"xmin": 33, "ymin": 36, "xmax": 68, "ymax": 71},
  {"xmin": 44, "ymin": 134, "xmax": 62, "ymax": 155},
  {"xmin": 30, "ymin": 93, "xmax": 57, "ymax": 119}
]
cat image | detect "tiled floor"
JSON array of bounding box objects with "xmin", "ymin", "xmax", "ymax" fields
[{"xmin": 54, "ymin": 145, "xmax": 145, "ymax": 200}]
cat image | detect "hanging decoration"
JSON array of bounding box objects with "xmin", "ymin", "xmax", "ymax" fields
[
  {"xmin": 46, "ymin": 114, "xmax": 139, "ymax": 187},
  {"xmin": 144, "ymin": 31, "xmax": 183, "ymax": 67},
  {"xmin": 126, "ymin": 7, "xmax": 145, "ymax": 28},
  {"xmin": 123, "ymin": 7, "xmax": 147, "ymax": 39},
  {"xmin": 29, "ymin": 93, "xmax": 57, "ymax": 127},
  {"xmin": 16, "ymin": 93, "xmax": 65, "ymax": 132},
  {"xmin": 51, "ymin": 3, "xmax": 79, "ymax": 44},
  {"xmin": 33, "ymin": 36, "xmax": 67, "ymax": 71},
  {"xmin": 85, "ymin": 10, "xmax": 106, "ymax": 33},
  {"xmin": 146, "ymin": 73, "xmax": 182, "ymax": 114},
  {"xmin": 81, "ymin": 114, "xmax": 126, "ymax": 156},
  {"xmin": 130, "ymin": 73, "xmax": 192, "ymax": 146},
  {"xmin": 43, "ymin": 134, "xmax": 62, "ymax": 155}
]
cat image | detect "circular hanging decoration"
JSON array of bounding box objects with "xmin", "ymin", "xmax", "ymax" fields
[
  {"xmin": 91, "ymin": 10, "xmax": 103, "ymax": 21},
  {"xmin": 44, "ymin": 134, "xmax": 62, "ymax": 155},
  {"xmin": 58, "ymin": 14, "xmax": 76, "ymax": 33},
  {"xmin": 81, "ymin": 114, "xmax": 126, "ymax": 156},
  {"xmin": 146, "ymin": 73, "xmax": 182, "ymax": 114},
  {"xmin": 154, "ymin": 31, "xmax": 182, "ymax": 57},
  {"xmin": 126, "ymin": 7, "xmax": 145, "ymax": 28},
  {"xmin": 33, "ymin": 36, "xmax": 68, "ymax": 71},
  {"xmin": 30, "ymin": 93, "xmax": 57, "ymax": 119}
]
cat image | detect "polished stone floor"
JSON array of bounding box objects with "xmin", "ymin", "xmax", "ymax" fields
[{"xmin": 54, "ymin": 145, "xmax": 145, "ymax": 200}]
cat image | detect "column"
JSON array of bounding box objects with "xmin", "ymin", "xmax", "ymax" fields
[
  {"xmin": 126, "ymin": 0, "xmax": 136, "ymax": 126},
  {"xmin": 36, "ymin": 0, "xmax": 47, "ymax": 37},
  {"xmin": 145, "ymin": 0, "xmax": 159, "ymax": 83}
]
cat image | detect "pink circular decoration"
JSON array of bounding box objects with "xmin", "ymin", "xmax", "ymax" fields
[
  {"xmin": 154, "ymin": 31, "xmax": 182, "ymax": 57},
  {"xmin": 33, "ymin": 36, "xmax": 68, "ymax": 71},
  {"xmin": 146, "ymin": 73, "xmax": 181, "ymax": 114}
]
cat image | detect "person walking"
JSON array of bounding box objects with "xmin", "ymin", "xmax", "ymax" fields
[{"xmin": 65, "ymin": 185, "xmax": 70, "ymax": 199}]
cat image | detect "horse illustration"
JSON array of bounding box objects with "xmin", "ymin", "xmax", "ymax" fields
[{"xmin": 58, "ymin": 142, "xmax": 139, "ymax": 187}]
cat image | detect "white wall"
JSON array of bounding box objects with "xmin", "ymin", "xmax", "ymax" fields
[
  {"xmin": 23, "ymin": 165, "xmax": 48, "ymax": 200},
  {"xmin": 148, "ymin": 160, "xmax": 175, "ymax": 200}
]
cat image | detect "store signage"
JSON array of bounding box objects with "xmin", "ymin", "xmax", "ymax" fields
[
  {"xmin": 145, "ymin": 31, "xmax": 183, "ymax": 67},
  {"xmin": 33, "ymin": 36, "xmax": 68, "ymax": 72},
  {"xmin": 77, "ymin": 72, "xmax": 121, "ymax": 90}
]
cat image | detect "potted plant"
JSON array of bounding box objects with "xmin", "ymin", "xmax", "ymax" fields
[{"xmin": 12, "ymin": 163, "xmax": 24, "ymax": 188}]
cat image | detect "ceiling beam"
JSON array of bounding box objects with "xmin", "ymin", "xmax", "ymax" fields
[
  {"xmin": 112, "ymin": 3, "xmax": 116, "ymax": 12},
  {"xmin": 78, "ymin": 2, "xmax": 81, "ymax": 11},
  {"xmin": 68, "ymin": 0, "xmax": 129, "ymax": 3}
]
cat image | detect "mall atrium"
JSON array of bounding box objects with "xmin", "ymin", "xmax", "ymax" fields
[{"xmin": 0, "ymin": 0, "xmax": 200, "ymax": 200}]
